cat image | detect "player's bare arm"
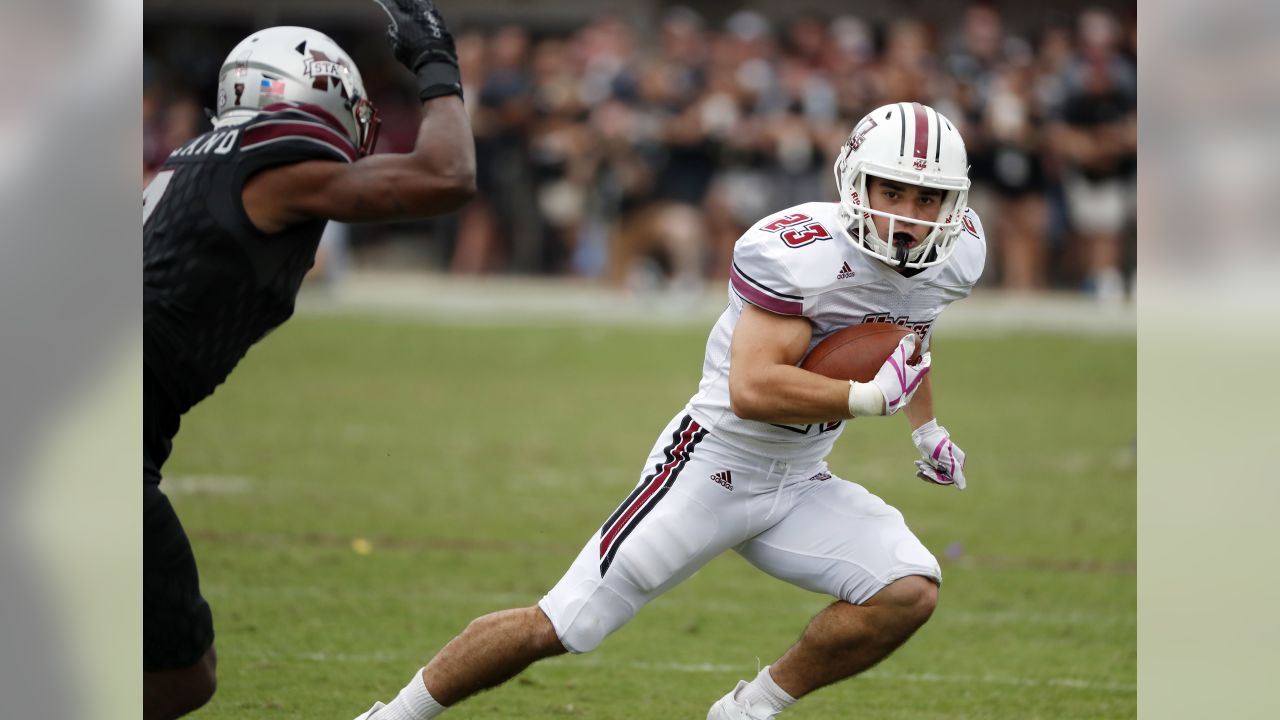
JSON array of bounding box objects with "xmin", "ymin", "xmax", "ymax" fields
[
  {"xmin": 242, "ymin": 95, "xmax": 475, "ymax": 231},
  {"xmin": 903, "ymin": 370, "xmax": 935, "ymax": 430},
  {"xmin": 894, "ymin": 345, "xmax": 968, "ymax": 490},
  {"xmin": 728, "ymin": 304, "xmax": 855, "ymax": 424},
  {"xmin": 902, "ymin": 369, "xmax": 968, "ymax": 490},
  {"xmin": 244, "ymin": 0, "xmax": 476, "ymax": 233}
]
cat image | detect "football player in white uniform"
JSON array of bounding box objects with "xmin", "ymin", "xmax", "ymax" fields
[{"xmin": 354, "ymin": 102, "xmax": 985, "ymax": 720}]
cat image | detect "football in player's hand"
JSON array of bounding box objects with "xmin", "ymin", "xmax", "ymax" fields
[{"xmin": 800, "ymin": 324, "xmax": 923, "ymax": 382}]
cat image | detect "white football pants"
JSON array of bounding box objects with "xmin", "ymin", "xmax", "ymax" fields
[{"xmin": 538, "ymin": 412, "xmax": 941, "ymax": 653}]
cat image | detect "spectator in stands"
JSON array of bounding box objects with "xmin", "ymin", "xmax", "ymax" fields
[
  {"xmin": 142, "ymin": 6, "xmax": 1136, "ymax": 298},
  {"xmin": 1049, "ymin": 9, "xmax": 1136, "ymax": 302},
  {"xmin": 985, "ymin": 52, "xmax": 1050, "ymax": 291}
]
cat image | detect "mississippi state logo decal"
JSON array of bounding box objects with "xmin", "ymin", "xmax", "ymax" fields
[{"xmin": 297, "ymin": 43, "xmax": 351, "ymax": 95}]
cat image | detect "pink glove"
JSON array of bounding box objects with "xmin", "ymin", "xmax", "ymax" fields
[
  {"xmin": 871, "ymin": 334, "xmax": 931, "ymax": 416},
  {"xmin": 911, "ymin": 420, "xmax": 966, "ymax": 490}
]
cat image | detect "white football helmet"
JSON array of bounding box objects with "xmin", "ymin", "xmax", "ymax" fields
[
  {"xmin": 213, "ymin": 26, "xmax": 380, "ymax": 156},
  {"xmin": 833, "ymin": 102, "xmax": 971, "ymax": 268}
]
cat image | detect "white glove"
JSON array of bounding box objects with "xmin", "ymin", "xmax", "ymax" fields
[
  {"xmin": 911, "ymin": 419, "xmax": 966, "ymax": 490},
  {"xmin": 848, "ymin": 334, "xmax": 932, "ymax": 416}
]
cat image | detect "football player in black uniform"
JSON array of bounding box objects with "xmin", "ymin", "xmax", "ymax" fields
[{"xmin": 143, "ymin": 2, "xmax": 474, "ymax": 717}]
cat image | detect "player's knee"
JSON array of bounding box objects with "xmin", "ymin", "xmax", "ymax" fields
[
  {"xmin": 555, "ymin": 606, "xmax": 609, "ymax": 654},
  {"xmin": 891, "ymin": 575, "xmax": 938, "ymax": 629},
  {"xmin": 552, "ymin": 593, "xmax": 633, "ymax": 654}
]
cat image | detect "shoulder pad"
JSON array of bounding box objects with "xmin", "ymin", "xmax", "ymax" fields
[
  {"xmin": 730, "ymin": 204, "xmax": 844, "ymax": 316},
  {"xmin": 240, "ymin": 102, "xmax": 357, "ymax": 164},
  {"xmin": 944, "ymin": 207, "xmax": 988, "ymax": 289}
]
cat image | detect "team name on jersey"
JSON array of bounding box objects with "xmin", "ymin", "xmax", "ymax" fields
[
  {"xmin": 169, "ymin": 129, "xmax": 241, "ymax": 159},
  {"xmin": 861, "ymin": 312, "xmax": 934, "ymax": 341}
]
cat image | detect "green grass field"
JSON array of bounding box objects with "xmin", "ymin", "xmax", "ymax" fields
[{"xmin": 167, "ymin": 312, "xmax": 1135, "ymax": 719}]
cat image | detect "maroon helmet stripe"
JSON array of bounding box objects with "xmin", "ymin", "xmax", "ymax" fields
[{"xmin": 912, "ymin": 102, "xmax": 930, "ymax": 160}]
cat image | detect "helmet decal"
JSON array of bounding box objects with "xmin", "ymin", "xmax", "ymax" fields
[
  {"xmin": 302, "ymin": 49, "xmax": 346, "ymax": 92},
  {"xmin": 846, "ymin": 116, "xmax": 879, "ymax": 152}
]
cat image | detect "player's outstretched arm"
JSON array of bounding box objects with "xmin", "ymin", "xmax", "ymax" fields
[
  {"xmin": 243, "ymin": 0, "xmax": 476, "ymax": 231},
  {"xmin": 244, "ymin": 96, "xmax": 475, "ymax": 228},
  {"xmin": 728, "ymin": 304, "xmax": 854, "ymax": 424}
]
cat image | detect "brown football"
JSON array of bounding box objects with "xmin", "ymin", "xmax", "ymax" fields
[{"xmin": 800, "ymin": 324, "xmax": 922, "ymax": 382}]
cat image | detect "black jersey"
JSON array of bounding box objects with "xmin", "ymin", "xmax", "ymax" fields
[{"xmin": 144, "ymin": 102, "xmax": 357, "ymax": 427}]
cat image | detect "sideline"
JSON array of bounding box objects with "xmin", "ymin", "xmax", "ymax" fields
[{"xmin": 298, "ymin": 272, "xmax": 1136, "ymax": 336}]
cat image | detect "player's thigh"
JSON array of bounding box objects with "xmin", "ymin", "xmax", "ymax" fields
[
  {"xmin": 736, "ymin": 478, "xmax": 940, "ymax": 605},
  {"xmin": 144, "ymin": 482, "xmax": 215, "ymax": 671},
  {"xmin": 539, "ymin": 416, "xmax": 749, "ymax": 652},
  {"xmin": 538, "ymin": 502, "xmax": 725, "ymax": 653}
]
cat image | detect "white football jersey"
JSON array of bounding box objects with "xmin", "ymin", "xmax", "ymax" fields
[{"xmin": 685, "ymin": 201, "xmax": 986, "ymax": 462}]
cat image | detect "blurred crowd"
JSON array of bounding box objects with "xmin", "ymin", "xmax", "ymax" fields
[{"xmin": 144, "ymin": 4, "xmax": 1136, "ymax": 299}]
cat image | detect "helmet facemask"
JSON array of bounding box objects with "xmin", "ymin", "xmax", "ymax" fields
[
  {"xmin": 832, "ymin": 103, "xmax": 972, "ymax": 270},
  {"xmin": 843, "ymin": 167, "xmax": 969, "ymax": 269},
  {"xmin": 330, "ymin": 61, "xmax": 381, "ymax": 156},
  {"xmin": 352, "ymin": 95, "xmax": 381, "ymax": 156}
]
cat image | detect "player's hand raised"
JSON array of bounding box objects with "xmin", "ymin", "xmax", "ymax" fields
[
  {"xmin": 371, "ymin": 0, "xmax": 463, "ymax": 100},
  {"xmin": 870, "ymin": 334, "xmax": 930, "ymax": 415},
  {"xmin": 911, "ymin": 420, "xmax": 966, "ymax": 490}
]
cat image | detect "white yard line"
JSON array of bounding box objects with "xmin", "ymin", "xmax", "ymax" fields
[
  {"xmin": 163, "ymin": 474, "xmax": 253, "ymax": 495},
  {"xmin": 240, "ymin": 649, "xmax": 1133, "ymax": 694},
  {"xmin": 596, "ymin": 660, "xmax": 1135, "ymax": 693}
]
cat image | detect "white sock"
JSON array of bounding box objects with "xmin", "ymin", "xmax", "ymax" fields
[
  {"xmin": 375, "ymin": 669, "xmax": 447, "ymax": 720},
  {"xmin": 736, "ymin": 666, "xmax": 797, "ymax": 715}
]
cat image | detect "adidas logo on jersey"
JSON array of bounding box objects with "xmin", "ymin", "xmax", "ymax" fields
[
  {"xmin": 710, "ymin": 470, "xmax": 733, "ymax": 491},
  {"xmin": 836, "ymin": 261, "xmax": 856, "ymax": 280}
]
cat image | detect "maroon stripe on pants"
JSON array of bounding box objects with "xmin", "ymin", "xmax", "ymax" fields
[{"xmin": 599, "ymin": 420, "xmax": 700, "ymax": 559}]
